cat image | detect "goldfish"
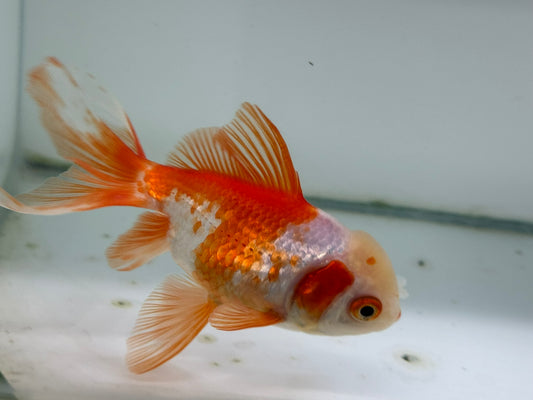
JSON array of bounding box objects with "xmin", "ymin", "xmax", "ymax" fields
[{"xmin": 0, "ymin": 58, "xmax": 401, "ymax": 374}]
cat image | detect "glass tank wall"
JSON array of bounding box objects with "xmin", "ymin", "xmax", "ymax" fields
[{"xmin": 1, "ymin": 1, "xmax": 532, "ymax": 399}]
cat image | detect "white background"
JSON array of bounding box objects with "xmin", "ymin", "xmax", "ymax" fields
[{"xmin": 12, "ymin": 0, "xmax": 533, "ymax": 221}]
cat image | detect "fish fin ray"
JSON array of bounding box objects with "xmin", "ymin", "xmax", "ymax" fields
[
  {"xmin": 106, "ymin": 212, "xmax": 170, "ymax": 271},
  {"xmin": 29, "ymin": 57, "xmax": 144, "ymax": 157},
  {"xmin": 209, "ymin": 302, "xmax": 282, "ymax": 331},
  {"xmin": 166, "ymin": 103, "xmax": 302, "ymax": 196},
  {"xmin": 166, "ymin": 127, "xmax": 253, "ymax": 180},
  {"xmin": 127, "ymin": 274, "xmax": 215, "ymax": 374},
  {"xmin": 0, "ymin": 58, "xmax": 151, "ymax": 215},
  {"xmin": 219, "ymin": 102, "xmax": 302, "ymax": 195}
]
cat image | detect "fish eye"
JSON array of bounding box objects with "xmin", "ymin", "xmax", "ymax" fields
[{"xmin": 349, "ymin": 296, "xmax": 382, "ymax": 321}]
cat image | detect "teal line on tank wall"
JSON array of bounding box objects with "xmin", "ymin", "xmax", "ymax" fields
[{"xmin": 307, "ymin": 197, "xmax": 533, "ymax": 236}]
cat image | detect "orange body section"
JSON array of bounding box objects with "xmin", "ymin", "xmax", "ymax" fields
[{"xmin": 143, "ymin": 165, "xmax": 318, "ymax": 305}]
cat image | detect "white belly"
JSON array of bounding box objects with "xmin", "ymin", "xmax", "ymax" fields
[{"xmin": 163, "ymin": 191, "xmax": 221, "ymax": 273}]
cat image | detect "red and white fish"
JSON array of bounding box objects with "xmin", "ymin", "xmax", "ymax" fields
[{"xmin": 0, "ymin": 58, "xmax": 401, "ymax": 374}]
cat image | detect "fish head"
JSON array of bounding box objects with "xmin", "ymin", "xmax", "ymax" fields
[{"xmin": 288, "ymin": 230, "xmax": 401, "ymax": 336}]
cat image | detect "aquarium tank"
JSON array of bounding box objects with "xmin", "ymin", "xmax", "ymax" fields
[{"xmin": 1, "ymin": 1, "xmax": 532, "ymax": 399}]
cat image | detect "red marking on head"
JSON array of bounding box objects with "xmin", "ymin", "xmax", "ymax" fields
[
  {"xmin": 366, "ymin": 256, "xmax": 376, "ymax": 265},
  {"xmin": 292, "ymin": 260, "xmax": 354, "ymax": 320}
]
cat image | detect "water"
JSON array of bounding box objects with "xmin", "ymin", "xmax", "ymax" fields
[
  {"xmin": 1, "ymin": 167, "xmax": 532, "ymax": 399},
  {"xmin": 2, "ymin": 2, "xmax": 532, "ymax": 398}
]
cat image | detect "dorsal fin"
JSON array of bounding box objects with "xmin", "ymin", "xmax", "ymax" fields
[
  {"xmin": 166, "ymin": 103, "xmax": 302, "ymax": 196},
  {"xmin": 167, "ymin": 127, "xmax": 253, "ymax": 181},
  {"xmin": 220, "ymin": 102, "xmax": 302, "ymax": 195}
]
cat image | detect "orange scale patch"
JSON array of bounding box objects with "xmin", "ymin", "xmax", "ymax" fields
[
  {"xmin": 224, "ymin": 249, "xmax": 237, "ymax": 266},
  {"xmin": 192, "ymin": 220, "xmax": 202, "ymax": 234},
  {"xmin": 207, "ymin": 253, "xmax": 218, "ymax": 269},
  {"xmin": 268, "ymin": 266, "xmax": 280, "ymax": 282},
  {"xmin": 270, "ymin": 251, "xmax": 284, "ymax": 264},
  {"xmin": 241, "ymin": 255, "xmax": 257, "ymax": 271},
  {"xmin": 232, "ymin": 254, "xmax": 245, "ymax": 267},
  {"xmin": 216, "ymin": 243, "xmax": 231, "ymax": 261},
  {"xmin": 206, "ymin": 201, "xmax": 216, "ymax": 213}
]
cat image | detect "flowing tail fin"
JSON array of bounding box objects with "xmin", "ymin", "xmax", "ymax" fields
[{"xmin": 0, "ymin": 57, "xmax": 154, "ymax": 215}]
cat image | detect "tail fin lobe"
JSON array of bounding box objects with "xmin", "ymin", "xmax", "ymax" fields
[{"xmin": 0, "ymin": 57, "xmax": 153, "ymax": 215}]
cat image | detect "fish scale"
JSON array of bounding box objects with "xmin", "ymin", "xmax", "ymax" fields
[{"xmin": 188, "ymin": 181, "xmax": 317, "ymax": 307}]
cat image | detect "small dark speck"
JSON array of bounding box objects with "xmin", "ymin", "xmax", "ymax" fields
[
  {"xmin": 417, "ymin": 259, "xmax": 426, "ymax": 267},
  {"xmin": 211, "ymin": 361, "xmax": 220, "ymax": 367},
  {"xmin": 401, "ymin": 353, "xmax": 420, "ymax": 363},
  {"xmin": 111, "ymin": 299, "xmax": 132, "ymax": 308},
  {"xmin": 231, "ymin": 358, "xmax": 242, "ymax": 364},
  {"xmin": 515, "ymin": 249, "xmax": 523, "ymax": 256},
  {"xmin": 308, "ymin": 61, "xmax": 314, "ymax": 66},
  {"xmin": 197, "ymin": 334, "xmax": 217, "ymax": 344},
  {"xmin": 25, "ymin": 242, "xmax": 39, "ymax": 249},
  {"xmin": 102, "ymin": 233, "xmax": 111, "ymax": 239},
  {"xmin": 130, "ymin": 280, "xmax": 138, "ymax": 285}
]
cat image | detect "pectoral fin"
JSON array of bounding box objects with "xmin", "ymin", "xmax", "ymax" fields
[
  {"xmin": 106, "ymin": 211, "xmax": 170, "ymax": 271},
  {"xmin": 127, "ymin": 274, "xmax": 215, "ymax": 374},
  {"xmin": 210, "ymin": 302, "xmax": 282, "ymax": 331}
]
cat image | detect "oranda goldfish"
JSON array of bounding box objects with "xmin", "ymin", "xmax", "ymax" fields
[{"xmin": 0, "ymin": 58, "xmax": 401, "ymax": 374}]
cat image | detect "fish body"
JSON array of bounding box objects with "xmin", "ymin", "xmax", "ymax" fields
[{"xmin": 0, "ymin": 58, "xmax": 401, "ymax": 374}]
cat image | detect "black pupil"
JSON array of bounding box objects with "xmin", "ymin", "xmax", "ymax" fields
[{"xmin": 360, "ymin": 305, "xmax": 375, "ymax": 318}]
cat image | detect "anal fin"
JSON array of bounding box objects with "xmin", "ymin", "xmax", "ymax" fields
[
  {"xmin": 127, "ymin": 274, "xmax": 215, "ymax": 374},
  {"xmin": 106, "ymin": 211, "xmax": 170, "ymax": 271},
  {"xmin": 210, "ymin": 302, "xmax": 282, "ymax": 331}
]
